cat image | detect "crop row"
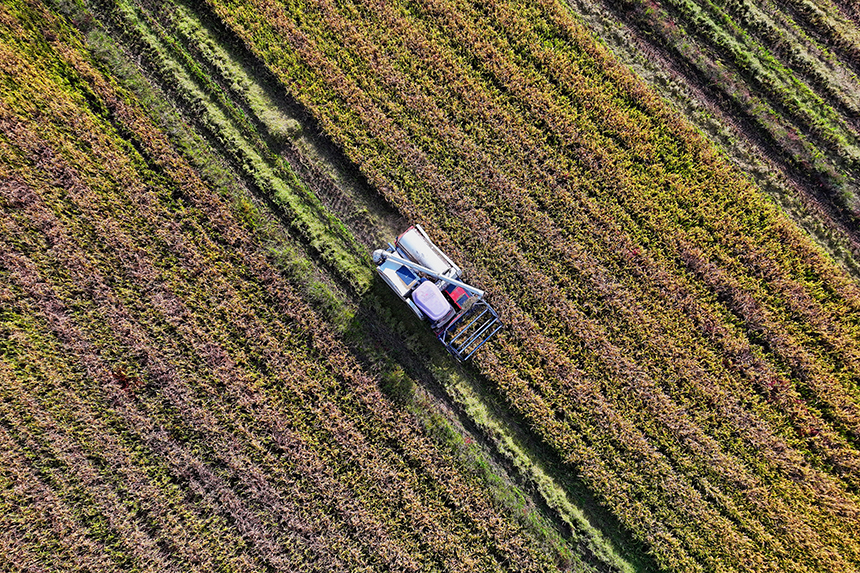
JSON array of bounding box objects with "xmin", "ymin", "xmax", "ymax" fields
[
  {"xmin": 0, "ymin": 3, "xmax": 569, "ymax": 570},
  {"xmin": 609, "ymin": 0, "xmax": 860, "ymax": 221},
  {"xmin": 87, "ymin": 0, "xmax": 372, "ymax": 290},
  {"xmin": 207, "ymin": 0, "xmax": 860, "ymax": 570}
]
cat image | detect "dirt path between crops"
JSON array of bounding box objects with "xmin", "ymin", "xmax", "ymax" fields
[
  {"xmin": 174, "ymin": 0, "xmax": 407, "ymax": 250},
  {"xmin": 174, "ymin": 7, "xmax": 646, "ymax": 569}
]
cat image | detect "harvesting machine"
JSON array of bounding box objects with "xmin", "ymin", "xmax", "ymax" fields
[{"xmin": 372, "ymin": 225, "xmax": 503, "ymax": 361}]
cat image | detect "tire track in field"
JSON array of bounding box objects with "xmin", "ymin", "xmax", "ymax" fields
[
  {"xmin": 146, "ymin": 6, "xmax": 648, "ymax": 568},
  {"xmin": 146, "ymin": 0, "xmax": 406, "ymax": 249}
]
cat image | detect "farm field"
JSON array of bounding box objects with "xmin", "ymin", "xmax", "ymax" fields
[
  {"xmin": 2, "ymin": 0, "xmax": 860, "ymax": 572},
  {"xmin": 564, "ymin": 0, "xmax": 860, "ymax": 277},
  {"xmin": 0, "ymin": 2, "xmax": 600, "ymax": 571}
]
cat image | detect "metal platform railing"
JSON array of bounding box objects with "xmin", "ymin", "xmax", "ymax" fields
[{"xmin": 438, "ymin": 299, "xmax": 503, "ymax": 361}]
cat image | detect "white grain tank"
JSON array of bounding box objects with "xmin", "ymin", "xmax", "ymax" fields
[{"xmin": 396, "ymin": 226, "xmax": 462, "ymax": 279}]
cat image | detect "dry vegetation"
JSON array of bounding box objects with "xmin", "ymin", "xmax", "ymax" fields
[
  {"xmin": 2, "ymin": 0, "xmax": 860, "ymax": 571},
  {"xmin": 207, "ymin": 0, "xmax": 860, "ymax": 570}
]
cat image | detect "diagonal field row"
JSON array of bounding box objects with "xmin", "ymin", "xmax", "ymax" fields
[
  {"xmin": 586, "ymin": 0, "xmax": 860, "ymax": 269},
  {"xmin": 0, "ymin": 3, "xmax": 579, "ymax": 570},
  {"xmin": 206, "ymin": 0, "xmax": 860, "ymax": 570}
]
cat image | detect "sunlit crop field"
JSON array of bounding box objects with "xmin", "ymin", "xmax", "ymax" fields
[{"xmin": 2, "ymin": 0, "xmax": 859, "ymax": 571}]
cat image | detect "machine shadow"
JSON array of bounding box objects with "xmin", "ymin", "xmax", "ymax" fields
[{"xmin": 342, "ymin": 279, "xmax": 659, "ymax": 573}]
